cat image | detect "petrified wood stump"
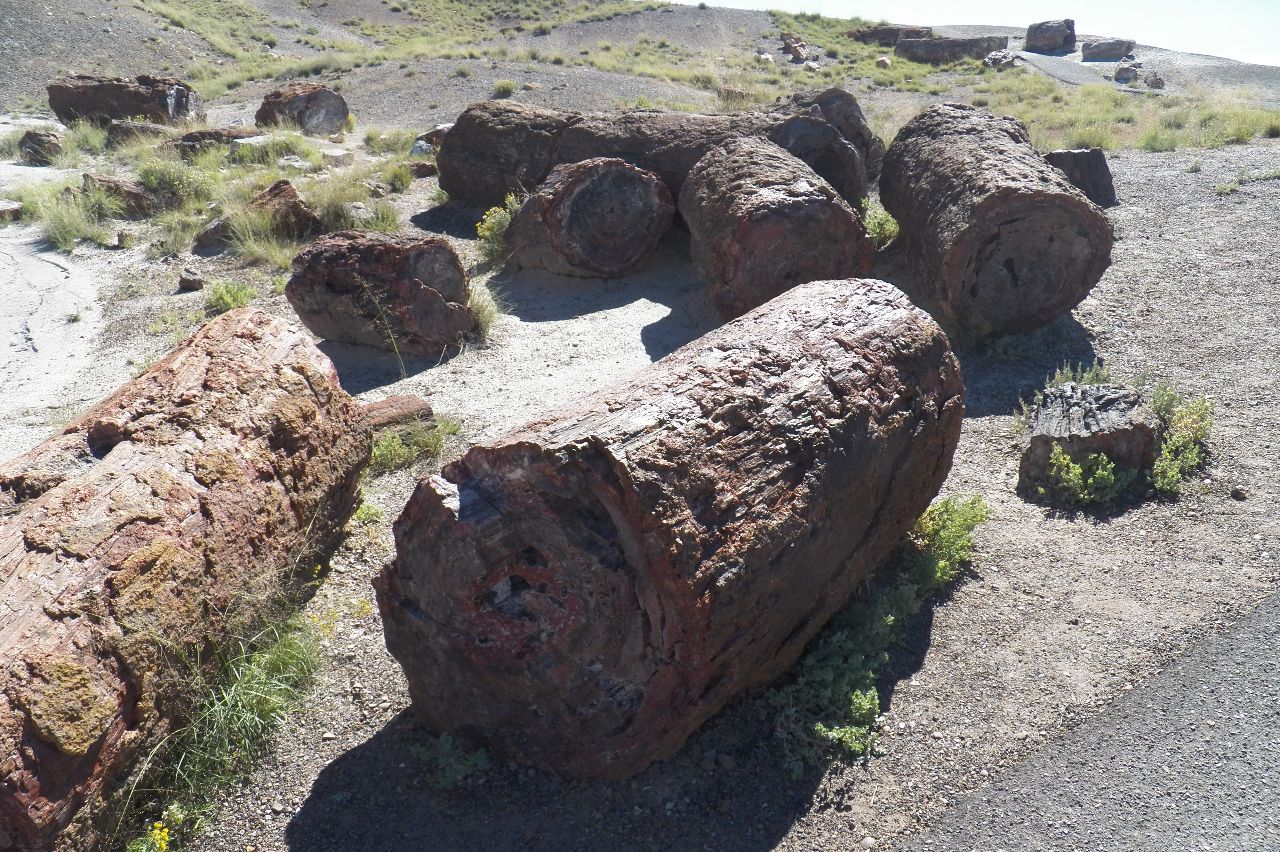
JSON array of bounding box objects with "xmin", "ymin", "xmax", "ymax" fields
[
  {"xmin": 0, "ymin": 309, "xmax": 370, "ymax": 851},
  {"xmin": 376, "ymin": 278, "xmax": 964, "ymax": 779},
  {"xmin": 680, "ymin": 137, "xmax": 874, "ymax": 320},
  {"xmin": 506, "ymin": 158, "xmax": 674, "ymax": 277},
  {"xmin": 436, "ymin": 98, "xmax": 867, "ymax": 209},
  {"xmin": 879, "ymin": 103, "xmax": 1114, "ymax": 338}
]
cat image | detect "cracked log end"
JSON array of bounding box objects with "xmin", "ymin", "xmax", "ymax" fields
[{"xmin": 378, "ymin": 278, "xmax": 964, "ymax": 779}]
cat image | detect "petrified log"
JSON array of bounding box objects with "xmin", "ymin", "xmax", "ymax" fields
[
  {"xmin": 46, "ymin": 75, "xmax": 205, "ymax": 126},
  {"xmin": 770, "ymin": 87, "xmax": 885, "ymax": 181},
  {"xmin": 0, "ymin": 309, "xmax": 369, "ymax": 852},
  {"xmin": 82, "ymin": 173, "xmax": 157, "ymax": 218},
  {"xmin": 361, "ymin": 395, "xmax": 433, "ymax": 430},
  {"xmin": 848, "ymin": 24, "xmax": 933, "ymax": 46},
  {"xmin": 195, "ymin": 179, "xmax": 320, "ymax": 250},
  {"xmin": 895, "ymin": 35, "xmax": 1008, "ymax": 63},
  {"xmin": 376, "ymin": 278, "xmax": 964, "ymax": 778},
  {"xmin": 286, "ymin": 230, "xmax": 477, "ymax": 356},
  {"xmin": 1044, "ymin": 148, "xmax": 1118, "ymax": 208},
  {"xmin": 506, "ymin": 158, "xmax": 674, "ymax": 277},
  {"xmin": 255, "ymin": 83, "xmax": 350, "ymax": 136},
  {"xmin": 170, "ymin": 126, "xmax": 261, "ymax": 159},
  {"xmin": 105, "ymin": 119, "xmax": 174, "ymax": 148},
  {"xmin": 680, "ymin": 137, "xmax": 874, "ymax": 320},
  {"xmin": 17, "ymin": 131, "xmax": 61, "ymax": 167},
  {"xmin": 1081, "ymin": 38, "xmax": 1135, "ymax": 61},
  {"xmin": 879, "ymin": 103, "xmax": 1113, "ymax": 338},
  {"xmin": 437, "ymin": 98, "xmax": 867, "ymax": 209},
  {"xmin": 1024, "ymin": 19, "xmax": 1076, "ymax": 54}
]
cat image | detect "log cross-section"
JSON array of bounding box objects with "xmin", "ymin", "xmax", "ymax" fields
[{"xmin": 377, "ymin": 278, "xmax": 964, "ymax": 779}]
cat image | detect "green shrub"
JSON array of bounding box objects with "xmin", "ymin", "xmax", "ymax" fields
[
  {"xmin": 368, "ymin": 419, "xmax": 462, "ymax": 475},
  {"xmin": 468, "ymin": 276, "xmax": 505, "ymax": 339},
  {"xmin": 204, "ymin": 281, "xmax": 258, "ymax": 315},
  {"xmin": 40, "ymin": 196, "xmax": 112, "ymax": 251},
  {"xmin": 1139, "ymin": 127, "xmax": 1178, "ymax": 152},
  {"xmin": 475, "ymin": 193, "xmax": 521, "ymax": 265},
  {"xmin": 1047, "ymin": 359, "xmax": 1111, "ymax": 388},
  {"xmin": 139, "ymin": 157, "xmax": 216, "ymax": 206},
  {"xmin": 363, "ymin": 128, "xmax": 417, "ymax": 154},
  {"xmin": 1150, "ymin": 386, "xmax": 1212, "ymax": 495},
  {"xmin": 767, "ymin": 495, "xmax": 989, "ymax": 775},
  {"xmin": 1038, "ymin": 444, "xmax": 1139, "ymax": 506},
  {"xmin": 225, "ymin": 208, "xmax": 301, "ymax": 269},
  {"xmin": 228, "ymin": 133, "xmax": 321, "ymax": 167},
  {"xmin": 860, "ymin": 198, "xmax": 898, "ymax": 250},
  {"xmin": 383, "ymin": 162, "xmax": 413, "ymax": 193}
]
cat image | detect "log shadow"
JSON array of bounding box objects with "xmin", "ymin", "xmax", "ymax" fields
[
  {"xmin": 408, "ymin": 202, "xmax": 483, "ymax": 240},
  {"xmin": 954, "ymin": 316, "xmax": 1098, "ymax": 418},
  {"xmin": 318, "ymin": 340, "xmax": 453, "ymax": 395}
]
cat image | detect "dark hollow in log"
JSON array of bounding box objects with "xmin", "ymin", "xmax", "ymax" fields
[
  {"xmin": 436, "ymin": 97, "xmax": 868, "ymax": 210},
  {"xmin": 376, "ymin": 278, "xmax": 964, "ymax": 779},
  {"xmin": 0, "ymin": 309, "xmax": 370, "ymax": 851},
  {"xmin": 680, "ymin": 137, "xmax": 874, "ymax": 320},
  {"xmin": 879, "ymin": 103, "xmax": 1114, "ymax": 338},
  {"xmin": 506, "ymin": 158, "xmax": 674, "ymax": 278}
]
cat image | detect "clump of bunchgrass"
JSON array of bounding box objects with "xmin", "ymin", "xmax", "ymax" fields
[
  {"xmin": 204, "ymin": 280, "xmax": 258, "ymax": 315},
  {"xmin": 368, "ymin": 418, "xmax": 462, "ymax": 475},
  {"xmin": 860, "ymin": 198, "xmax": 898, "ymax": 250}
]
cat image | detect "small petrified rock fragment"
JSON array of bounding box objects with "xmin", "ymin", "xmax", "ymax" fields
[
  {"xmin": 507, "ymin": 158, "xmax": 674, "ymax": 277},
  {"xmin": 680, "ymin": 137, "xmax": 873, "ymax": 320},
  {"xmin": 18, "ymin": 130, "xmax": 62, "ymax": 166},
  {"xmin": 256, "ymin": 82, "xmax": 350, "ymax": 136},
  {"xmin": 376, "ymin": 278, "xmax": 964, "ymax": 779},
  {"xmin": 361, "ymin": 395, "xmax": 434, "ymax": 429},
  {"xmin": 195, "ymin": 179, "xmax": 320, "ymax": 250},
  {"xmin": 286, "ymin": 230, "xmax": 477, "ymax": 357},
  {"xmin": 1044, "ymin": 148, "xmax": 1118, "ymax": 208},
  {"xmin": 82, "ymin": 173, "xmax": 157, "ymax": 217}
]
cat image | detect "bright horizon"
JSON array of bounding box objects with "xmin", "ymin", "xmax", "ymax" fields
[{"xmin": 672, "ymin": 0, "xmax": 1280, "ymax": 68}]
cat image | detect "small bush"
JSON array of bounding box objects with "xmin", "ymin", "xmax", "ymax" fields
[
  {"xmin": 368, "ymin": 419, "xmax": 462, "ymax": 475},
  {"xmin": 204, "ymin": 281, "xmax": 258, "ymax": 315},
  {"xmin": 352, "ymin": 500, "xmax": 383, "ymax": 526},
  {"xmin": 383, "ymin": 162, "xmax": 413, "ymax": 193},
  {"xmin": 468, "ymin": 276, "xmax": 506, "ymax": 339},
  {"xmin": 1139, "ymin": 127, "xmax": 1178, "ymax": 152},
  {"xmin": 475, "ymin": 193, "xmax": 521, "ymax": 265},
  {"xmin": 860, "ymin": 198, "xmax": 898, "ymax": 250},
  {"xmin": 363, "ymin": 128, "xmax": 417, "ymax": 155},
  {"xmin": 454, "ymin": 66, "xmax": 472, "ymax": 78},
  {"xmin": 1037, "ymin": 444, "xmax": 1139, "ymax": 506},
  {"xmin": 39, "ymin": 189, "xmax": 120, "ymax": 251},
  {"xmin": 225, "ymin": 208, "xmax": 301, "ymax": 269},
  {"xmin": 0, "ymin": 128, "xmax": 23, "ymax": 159},
  {"xmin": 491, "ymin": 79, "xmax": 518, "ymax": 98},
  {"xmin": 229, "ymin": 134, "xmax": 320, "ymax": 168},
  {"xmin": 1150, "ymin": 385, "xmax": 1212, "ymax": 495},
  {"xmin": 1047, "ymin": 359, "xmax": 1112, "ymax": 388},
  {"xmin": 139, "ymin": 157, "xmax": 215, "ymax": 206},
  {"xmin": 1266, "ymin": 122, "xmax": 1280, "ymax": 139}
]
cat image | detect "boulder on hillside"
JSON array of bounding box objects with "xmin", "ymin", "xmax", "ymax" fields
[
  {"xmin": 18, "ymin": 130, "xmax": 62, "ymax": 166},
  {"xmin": 1025, "ymin": 19, "xmax": 1076, "ymax": 53},
  {"xmin": 47, "ymin": 74, "xmax": 205, "ymax": 126},
  {"xmin": 256, "ymin": 83, "xmax": 350, "ymax": 136},
  {"xmin": 106, "ymin": 119, "xmax": 175, "ymax": 148},
  {"xmin": 848, "ymin": 24, "xmax": 933, "ymax": 46},
  {"xmin": 895, "ymin": 35, "xmax": 1009, "ymax": 63},
  {"xmin": 82, "ymin": 173, "xmax": 158, "ymax": 217},
  {"xmin": 195, "ymin": 179, "xmax": 320, "ymax": 251},
  {"xmin": 1044, "ymin": 148, "xmax": 1118, "ymax": 207},
  {"xmin": 1081, "ymin": 38, "xmax": 1135, "ymax": 61},
  {"xmin": 285, "ymin": 230, "xmax": 477, "ymax": 357}
]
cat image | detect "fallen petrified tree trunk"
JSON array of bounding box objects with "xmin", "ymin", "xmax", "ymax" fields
[
  {"xmin": 769, "ymin": 88, "xmax": 885, "ymax": 181},
  {"xmin": 879, "ymin": 103, "xmax": 1113, "ymax": 338},
  {"xmin": 0, "ymin": 309, "xmax": 370, "ymax": 852},
  {"xmin": 376, "ymin": 278, "xmax": 964, "ymax": 779},
  {"xmin": 680, "ymin": 137, "xmax": 874, "ymax": 320},
  {"xmin": 506, "ymin": 158, "xmax": 674, "ymax": 277},
  {"xmin": 437, "ymin": 98, "xmax": 867, "ymax": 209},
  {"xmin": 46, "ymin": 75, "xmax": 205, "ymax": 126}
]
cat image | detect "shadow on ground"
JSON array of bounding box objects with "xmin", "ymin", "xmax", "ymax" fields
[{"xmin": 954, "ymin": 316, "xmax": 1098, "ymax": 418}]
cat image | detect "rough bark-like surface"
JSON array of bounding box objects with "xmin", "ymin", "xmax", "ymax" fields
[
  {"xmin": 1018, "ymin": 383, "xmax": 1158, "ymax": 493},
  {"xmin": 1025, "ymin": 20, "xmax": 1076, "ymax": 53},
  {"xmin": 895, "ymin": 36, "xmax": 1009, "ymax": 63},
  {"xmin": 506, "ymin": 158, "xmax": 674, "ymax": 278},
  {"xmin": 680, "ymin": 138, "xmax": 874, "ymax": 320},
  {"xmin": 0, "ymin": 309, "xmax": 370, "ymax": 852},
  {"xmin": 286, "ymin": 230, "xmax": 477, "ymax": 357},
  {"xmin": 81, "ymin": 173, "xmax": 157, "ymax": 218},
  {"xmin": 194, "ymin": 179, "xmax": 320, "ymax": 250},
  {"xmin": 436, "ymin": 99, "xmax": 866, "ymax": 209},
  {"xmin": 879, "ymin": 103, "xmax": 1114, "ymax": 338},
  {"xmin": 255, "ymin": 83, "xmax": 350, "ymax": 136},
  {"xmin": 169, "ymin": 127, "xmax": 261, "ymax": 160},
  {"xmin": 376, "ymin": 278, "xmax": 964, "ymax": 779},
  {"xmin": 17, "ymin": 132, "xmax": 61, "ymax": 167},
  {"xmin": 1081, "ymin": 38, "xmax": 1135, "ymax": 61},
  {"xmin": 105, "ymin": 120, "xmax": 174, "ymax": 148},
  {"xmin": 770, "ymin": 88, "xmax": 885, "ymax": 181},
  {"xmin": 1045, "ymin": 148, "xmax": 1118, "ymax": 208},
  {"xmin": 849, "ymin": 25, "xmax": 932, "ymax": 46},
  {"xmin": 46, "ymin": 75, "xmax": 205, "ymax": 126},
  {"xmin": 361, "ymin": 395, "xmax": 434, "ymax": 430}
]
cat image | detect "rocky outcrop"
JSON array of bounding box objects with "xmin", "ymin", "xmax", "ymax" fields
[
  {"xmin": 436, "ymin": 97, "xmax": 868, "ymax": 209},
  {"xmin": 1018, "ymin": 382, "xmax": 1158, "ymax": 495},
  {"xmin": 1044, "ymin": 148, "xmax": 1118, "ymax": 208},
  {"xmin": 82, "ymin": 173, "xmax": 157, "ymax": 218},
  {"xmin": 376, "ymin": 277, "xmax": 964, "ymax": 779},
  {"xmin": 506, "ymin": 158, "xmax": 674, "ymax": 277},
  {"xmin": 195, "ymin": 179, "xmax": 320, "ymax": 250},
  {"xmin": 0, "ymin": 309, "xmax": 369, "ymax": 852},
  {"xmin": 1081, "ymin": 38, "xmax": 1135, "ymax": 61},
  {"xmin": 895, "ymin": 35, "xmax": 1008, "ymax": 63},
  {"xmin": 1024, "ymin": 19, "xmax": 1076, "ymax": 53},
  {"xmin": 17, "ymin": 130, "xmax": 61, "ymax": 166},
  {"xmin": 879, "ymin": 103, "xmax": 1113, "ymax": 338},
  {"xmin": 286, "ymin": 230, "xmax": 477, "ymax": 357},
  {"xmin": 255, "ymin": 83, "xmax": 350, "ymax": 136},
  {"xmin": 680, "ymin": 137, "xmax": 873, "ymax": 320},
  {"xmin": 46, "ymin": 75, "xmax": 205, "ymax": 126}
]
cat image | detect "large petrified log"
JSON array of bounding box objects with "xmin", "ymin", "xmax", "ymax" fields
[
  {"xmin": 848, "ymin": 24, "xmax": 933, "ymax": 46},
  {"xmin": 286, "ymin": 230, "xmax": 477, "ymax": 356},
  {"xmin": 769, "ymin": 87, "xmax": 885, "ymax": 181},
  {"xmin": 506, "ymin": 158, "xmax": 674, "ymax": 277},
  {"xmin": 46, "ymin": 75, "xmax": 205, "ymax": 126},
  {"xmin": 255, "ymin": 82, "xmax": 350, "ymax": 136},
  {"xmin": 680, "ymin": 137, "xmax": 874, "ymax": 320},
  {"xmin": 0, "ymin": 309, "xmax": 370, "ymax": 852},
  {"xmin": 376, "ymin": 278, "xmax": 964, "ymax": 779},
  {"xmin": 879, "ymin": 103, "xmax": 1113, "ymax": 338},
  {"xmin": 436, "ymin": 98, "xmax": 867, "ymax": 209},
  {"xmin": 1024, "ymin": 19, "xmax": 1076, "ymax": 54},
  {"xmin": 894, "ymin": 35, "xmax": 1008, "ymax": 63},
  {"xmin": 1044, "ymin": 147, "xmax": 1118, "ymax": 208}
]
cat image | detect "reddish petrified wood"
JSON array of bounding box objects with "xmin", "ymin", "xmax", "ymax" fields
[
  {"xmin": 436, "ymin": 98, "xmax": 867, "ymax": 209},
  {"xmin": 879, "ymin": 103, "xmax": 1114, "ymax": 338},
  {"xmin": 255, "ymin": 82, "xmax": 350, "ymax": 136},
  {"xmin": 0, "ymin": 309, "xmax": 370, "ymax": 852},
  {"xmin": 506, "ymin": 158, "xmax": 674, "ymax": 277},
  {"xmin": 361, "ymin": 395, "xmax": 434, "ymax": 430},
  {"xmin": 680, "ymin": 137, "xmax": 874, "ymax": 320},
  {"xmin": 195, "ymin": 179, "xmax": 321, "ymax": 250},
  {"xmin": 377, "ymin": 278, "xmax": 964, "ymax": 779},
  {"xmin": 46, "ymin": 75, "xmax": 205, "ymax": 126}
]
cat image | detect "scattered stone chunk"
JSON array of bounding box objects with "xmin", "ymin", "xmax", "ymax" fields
[
  {"xmin": 0, "ymin": 308, "xmax": 369, "ymax": 851},
  {"xmin": 286, "ymin": 230, "xmax": 477, "ymax": 357},
  {"xmin": 879, "ymin": 103, "xmax": 1113, "ymax": 338},
  {"xmin": 375, "ymin": 278, "xmax": 964, "ymax": 779},
  {"xmin": 0, "ymin": 200, "xmax": 22, "ymax": 222},
  {"xmin": 106, "ymin": 119, "xmax": 174, "ymax": 148},
  {"xmin": 1144, "ymin": 71, "xmax": 1166, "ymax": 89},
  {"xmin": 507, "ymin": 158, "xmax": 674, "ymax": 278},
  {"xmin": 895, "ymin": 36, "xmax": 1009, "ymax": 63},
  {"xmin": 984, "ymin": 49, "xmax": 1018, "ymax": 69},
  {"xmin": 1018, "ymin": 383, "xmax": 1158, "ymax": 496},
  {"xmin": 1044, "ymin": 148, "xmax": 1118, "ymax": 208},
  {"xmin": 409, "ymin": 160, "xmax": 438, "ymax": 178},
  {"xmin": 1024, "ymin": 19, "xmax": 1076, "ymax": 53},
  {"xmin": 1081, "ymin": 38, "xmax": 1136, "ymax": 61},
  {"xmin": 320, "ymin": 146, "xmax": 355, "ymax": 167},
  {"xmin": 1115, "ymin": 63, "xmax": 1140, "ymax": 84},
  {"xmin": 46, "ymin": 74, "xmax": 205, "ymax": 126},
  {"xmin": 876, "ymin": 55, "xmax": 892, "ymax": 68},
  {"xmin": 680, "ymin": 137, "xmax": 874, "ymax": 320},
  {"xmin": 195, "ymin": 179, "xmax": 320, "ymax": 251},
  {"xmin": 361, "ymin": 395, "xmax": 434, "ymax": 430},
  {"xmin": 177, "ymin": 268, "xmax": 205, "ymax": 292},
  {"xmin": 18, "ymin": 130, "xmax": 62, "ymax": 166},
  {"xmin": 82, "ymin": 173, "xmax": 157, "ymax": 217},
  {"xmin": 256, "ymin": 82, "xmax": 351, "ymax": 136}
]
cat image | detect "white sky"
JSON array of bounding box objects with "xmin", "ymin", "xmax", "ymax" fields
[{"xmin": 672, "ymin": 0, "xmax": 1280, "ymax": 67}]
